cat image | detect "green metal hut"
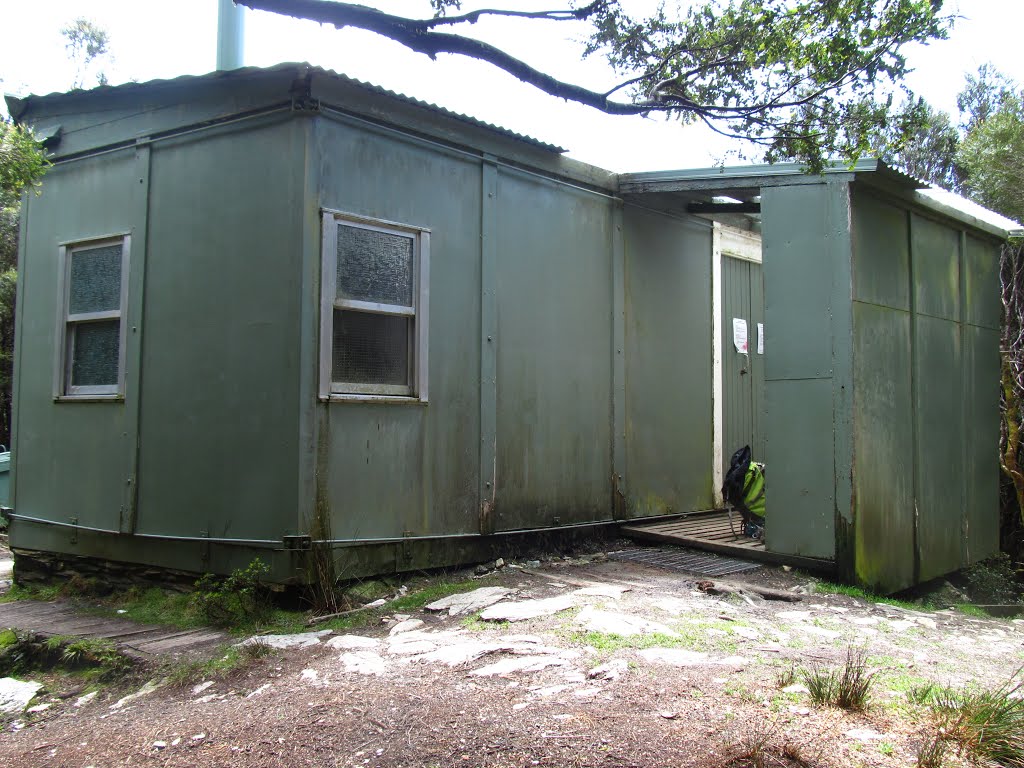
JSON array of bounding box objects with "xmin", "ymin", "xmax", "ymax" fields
[{"xmin": 5, "ymin": 63, "xmax": 1018, "ymax": 592}]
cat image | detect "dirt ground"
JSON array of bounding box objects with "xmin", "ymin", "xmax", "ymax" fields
[{"xmin": 1, "ymin": 551, "xmax": 1022, "ymax": 768}]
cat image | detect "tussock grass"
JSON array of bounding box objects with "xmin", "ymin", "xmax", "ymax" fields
[
  {"xmin": 802, "ymin": 648, "xmax": 874, "ymax": 711},
  {"xmin": 931, "ymin": 672, "xmax": 1024, "ymax": 767}
]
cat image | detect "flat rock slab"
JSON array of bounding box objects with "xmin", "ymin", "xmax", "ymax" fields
[
  {"xmin": 638, "ymin": 649, "xmax": 748, "ymax": 668},
  {"xmin": 425, "ymin": 587, "xmax": 515, "ymax": 616},
  {"xmin": 326, "ymin": 635, "xmax": 379, "ymax": 650},
  {"xmin": 470, "ymin": 655, "xmax": 570, "ymax": 677},
  {"xmin": 339, "ymin": 651, "xmax": 387, "ymax": 676},
  {"xmin": 240, "ymin": 630, "xmax": 332, "ymax": 649},
  {"xmin": 572, "ymin": 585, "xmax": 631, "ymax": 599},
  {"xmin": 480, "ymin": 595, "xmax": 575, "ymax": 622},
  {"xmin": 0, "ymin": 677, "xmax": 42, "ymax": 715},
  {"xmin": 575, "ymin": 606, "xmax": 678, "ymax": 637}
]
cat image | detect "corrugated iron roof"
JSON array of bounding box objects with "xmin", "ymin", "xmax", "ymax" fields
[
  {"xmin": 5, "ymin": 62, "xmax": 566, "ymax": 154},
  {"xmin": 619, "ymin": 158, "xmax": 927, "ymax": 190}
]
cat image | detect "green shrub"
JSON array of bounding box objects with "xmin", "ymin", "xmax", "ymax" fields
[{"xmin": 191, "ymin": 559, "xmax": 273, "ymax": 628}]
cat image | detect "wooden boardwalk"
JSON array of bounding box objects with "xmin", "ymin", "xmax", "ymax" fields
[
  {"xmin": 0, "ymin": 599, "xmax": 229, "ymax": 659},
  {"xmin": 620, "ymin": 510, "xmax": 833, "ymax": 572}
]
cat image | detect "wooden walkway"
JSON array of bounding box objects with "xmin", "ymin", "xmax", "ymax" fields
[
  {"xmin": 619, "ymin": 510, "xmax": 833, "ymax": 572},
  {"xmin": 0, "ymin": 599, "xmax": 229, "ymax": 659}
]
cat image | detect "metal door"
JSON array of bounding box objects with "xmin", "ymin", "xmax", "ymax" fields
[{"xmin": 721, "ymin": 255, "xmax": 765, "ymax": 476}]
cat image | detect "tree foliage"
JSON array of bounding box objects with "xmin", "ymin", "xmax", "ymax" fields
[
  {"xmin": 61, "ymin": 17, "xmax": 112, "ymax": 89},
  {"xmin": 238, "ymin": 0, "xmax": 950, "ymax": 170}
]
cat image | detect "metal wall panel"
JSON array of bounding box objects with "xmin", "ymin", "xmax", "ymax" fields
[
  {"xmin": 761, "ymin": 184, "xmax": 843, "ymax": 561},
  {"xmin": 964, "ymin": 236, "xmax": 1000, "ymax": 330},
  {"xmin": 763, "ymin": 378, "xmax": 835, "ymax": 558},
  {"xmin": 12, "ymin": 153, "xmax": 137, "ymax": 533},
  {"xmin": 962, "ymin": 324, "xmax": 1000, "ymax": 563},
  {"xmin": 851, "ymin": 191, "xmax": 910, "ymax": 310},
  {"xmin": 912, "ymin": 213, "xmax": 961, "ymax": 321},
  {"xmin": 623, "ymin": 207, "xmax": 713, "ymax": 517},
  {"xmin": 851, "ymin": 302, "xmax": 914, "ymax": 592},
  {"xmin": 761, "ymin": 185, "xmax": 834, "ymax": 381},
  {"xmin": 493, "ymin": 172, "xmax": 614, "ymax": 529},
  {"xmin": 913, "ymin": 314, "xmax": 964, "ymax": 581},
  {"xmin": 135, "ymin": 121, "xmax": 305, "ymax": 542},
  {"xmin": 316, "ymin": 119, "xmax": 482, "ymax": 540}
]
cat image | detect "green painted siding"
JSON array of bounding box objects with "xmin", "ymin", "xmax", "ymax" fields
[
  {"xmin": 849, "ymin": 192, "xmax": 1000, "ymax": 591},
  {"xmin": 135, "ymin": 120, "xmax": 304, "ymax": 543},
  {"xmin": 493, "ymin": 172, "xmax": 614, "ymax": 530},
  {"xmin": 851, "ymin": 302, "xmax": 914, "ymax": 590},
  {"xmin": 761, "ymin": 183, "xmax": 845, "ymax": 560},
  {"xmin": 622, "ymin": 207, "xmax": 713, "ymax": 517},
  {"xmin": 315, "ymin": 117, "xmax": 482, "ymax": 541},
  {"xmin": 14, "ymin": 152, "xmax": 138, "ymax": 533},
  {"xmin": 721, "ymin": 255, "xmax": 765, "ymax": 470}
]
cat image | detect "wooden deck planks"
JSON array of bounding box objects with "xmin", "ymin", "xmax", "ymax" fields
[
  {"xmin": 0, "ymin": 599, "xmax": 229, "ymax": 658},
  {"xmin": 619, "ymin": 511, "xmax": 835, "ymax": 572}
]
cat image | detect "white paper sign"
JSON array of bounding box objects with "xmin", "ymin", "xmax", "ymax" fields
[
  {"xmin": 757, "ymin": 323, "xmax": 764, "ymax": 355},
  {"xmin": 732, "ymin": 318, "xmax": 748, "ymax": 353}
]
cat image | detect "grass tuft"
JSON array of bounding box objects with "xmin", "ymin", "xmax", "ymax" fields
[
  {"xmin": 931, "ymin": 671, "xmax": 1024, "ymax": 767},
  {"xmin": 803, "ymin": 647, "xmax": 874, "ymax": 711},
  {"xmin": 916, "ymin": 735, "xmax": 946, "ymax": 768}
]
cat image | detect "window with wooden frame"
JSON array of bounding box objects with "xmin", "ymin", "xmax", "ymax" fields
[
  {"xmin": 57, "ymin": 236, "xmax": 129, "ymax": 399},
  {"xmin": 320, "ymin": 212, "xmax": 429, "ymax": 401}
]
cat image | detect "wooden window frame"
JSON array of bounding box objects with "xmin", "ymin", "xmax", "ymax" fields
[
  {"xmin": 54, "ymin": 234, "xmax": 130, "ymax": 401},
  {"xmin": 319, "ymin": 210, "xmax": 430, "ymax": 403}
]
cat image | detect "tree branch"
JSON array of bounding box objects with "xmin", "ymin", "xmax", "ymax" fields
[{"xmin": 238, "ymin": 0, "xmax": 678, "ymax": 115}]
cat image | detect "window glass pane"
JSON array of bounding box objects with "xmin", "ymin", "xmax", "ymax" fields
[
  {"xmin": 69, "ymin": 244, "xmax": 123, "ymax": 314},
  {"xmin": 70, "ymin": 320, "xmax": 120, "ymax": 387},
  {"xmin": 332, "ymin": 309, "xmax": 410, "ymax": 386},
  {"xmin": 337, "ymin": 225, "xmax": 413, "ymax": 306}
]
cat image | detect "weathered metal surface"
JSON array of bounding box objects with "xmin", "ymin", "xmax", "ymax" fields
[
  {"xmin": 760, "ymin": 183, "xmax": 843, "ymax": 561},
  {"xmin": 13, "ymin": 152, "xmax": 137, "ymax": 534},
  {"xmin": 851, "ymin": 190, "xmax": 910, "ymax": 310},
  {"xmin": 763, "ymin": 378, "xmax": 836, "ymax": 559},
  {"xmin": 493, "ymin": 172, "xmax": 614, "ymax": 530},
  {"xmin": 963, "ymin": 235, "xmax": 1001, "ymax": 330},
  {"xmin": 761, "ymin": 185, "xmax": 833, "ymax": 381},
  {"xmin": 622, "ymin": 207, "xmax": 714, "ymax": 518},
  {"xmin": 962, "ymin": 324, "xmax": 1000, "ymax": 563},
  {"xmin": 134, "ymin": 120, "xmax": 304, "ymax": 543},
  {"xmin": 851, "ymin": 302, "xmax": 914, "ymax": 592},
  {"xmin": 316, "ymin": 118, "xmax": 482, "ymax": 540},
  {"xmin": 913, "ymin": 314, "xmax": 964, "ymax": 581},
  {"xmin": 912, "ymin": 213, "xmax": 961, "ymax": 322}
]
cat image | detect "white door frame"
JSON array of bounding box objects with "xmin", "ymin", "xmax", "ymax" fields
[{"xmin": 711, "ymin": 222, "xmax": 763, "ymax": 506}]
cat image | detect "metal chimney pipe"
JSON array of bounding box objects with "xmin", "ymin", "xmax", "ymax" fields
[{"xmin": 217, "ymin": 0, "xmax": 245, "ymax": 70}]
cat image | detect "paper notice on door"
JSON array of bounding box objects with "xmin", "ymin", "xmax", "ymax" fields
[
  {"xmin": 757, "ymin": 323, "xmax": 764, "ymax": 355},
  {"xmin": 732, "ymin": 318, "xmax": 748, "ymax": 353}
]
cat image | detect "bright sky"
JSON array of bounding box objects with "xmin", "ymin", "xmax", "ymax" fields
[{"xmin": 2, "ymin": 0, "xmax": 1023, "ymax": 172}]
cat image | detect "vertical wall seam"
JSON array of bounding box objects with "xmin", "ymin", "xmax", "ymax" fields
[
  {"xmin": 298, "ymin": 115, "xmax": 321, "ymax": 536},
  {"xmin": 959, "ymin": 230, "xmax": 970, "ymax": 565},
  {"xmin": 123, "ymin": 140, "xmax": 152, "ymax": 533},
  {"xmin": 908, "ymin": 212, "xmax": 921, "ymax": 584},
  {"xmin": 611, "ymin": 202, "xmax": 626, "ymax": 518},
  {"xmin": 479, "ymin": 155, "xmax": 498, "ymax": 533}
]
